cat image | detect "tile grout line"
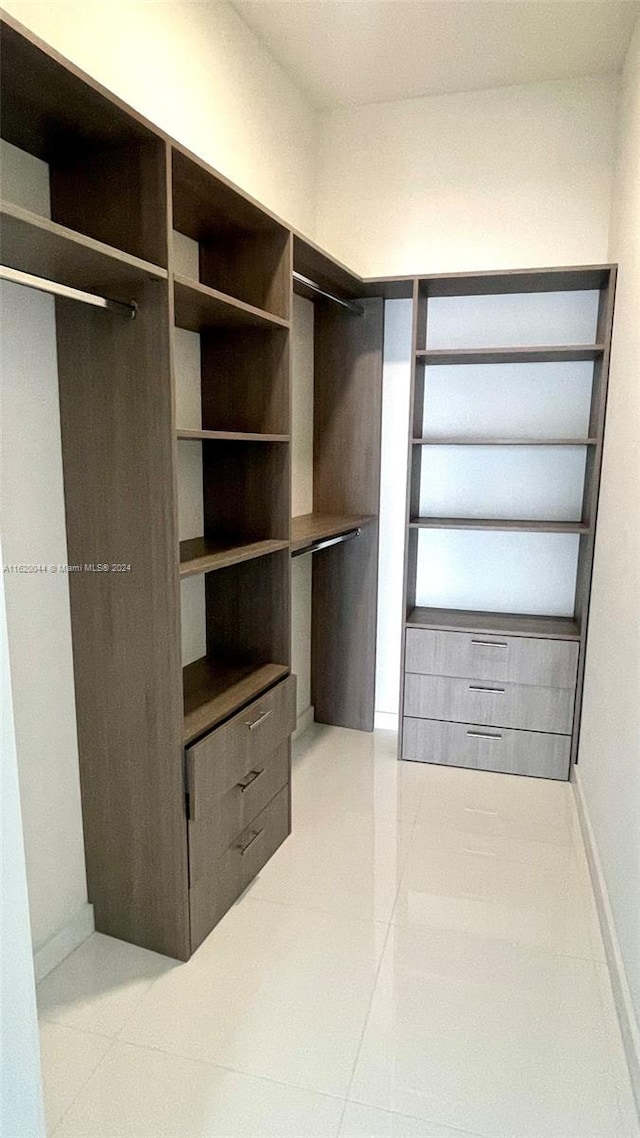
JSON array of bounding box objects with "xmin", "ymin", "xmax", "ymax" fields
[
  {"xmin": 340, "ymin": 775, "xmax": 430, "ymax": 1110},
  {"xmin": 50, "ymin": 1033, "xmax": 121, "ymax": 1137}
]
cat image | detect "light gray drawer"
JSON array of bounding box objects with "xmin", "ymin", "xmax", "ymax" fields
[
  {"xmin": 402, "ymin": 717, "xmax": 571, "ymax": 780},
  {"xmin": 189, "ymin": 783, "xmax": 290, "ymax": 951},
  {"xmin": 404, "ymin": 672, "xmax": 574, "ymax": 734},
  {"xmin": 405, "ymin": 628, "xmax": 578, "ymax": 689},
  {"xmin": 186, "ymin": 675, "xmax": 296, "ymax": 820}
]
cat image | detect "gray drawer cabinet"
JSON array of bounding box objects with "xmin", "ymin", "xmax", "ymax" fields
[
  {"xmin": 402, "ymin": 717, "xmax": 571, "ymax": 780},
  {"xmin": 402, "ymin": 627, "xmax": 578, "ymax": 779},
  {"xmin": 186, "ymin": 676, "xmax": 295, "ymax": 949},
  {"xmin": 404, "ymin": 673, "xmax": 575, "ymax": 734},
  {"xmin": 405, "ymin": 628, "xmax": 579, "ymax": 688}
]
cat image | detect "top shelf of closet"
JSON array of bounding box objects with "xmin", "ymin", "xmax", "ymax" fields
[
  {"xmin": 0, "ymin": 200, "xmax": 167, "ymax": 295},
  {"xmin": 416, "ymin": 344, "xmax": 604, "ymax": 366},
  {"xmin": 173, "ymin": 276, "xmax": 290, "ymax": 333}
]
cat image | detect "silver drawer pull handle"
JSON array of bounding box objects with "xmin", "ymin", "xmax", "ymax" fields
[
  {"xmin": 471, "ymin": 640, "xmax": 508, "ymax": 648},
  {"xmin": 467, "ymin": 730, "xmax": 502, "ymax": 740},
  {"xmin": 237, "ymin": 827, "xmax": 264, "ymax": 855},
  {"xmin": 469, "ymin": 685, "xmax": 505, "ymax": 693},
  {"xmin": 245, "ymin": 709, "xmax": 273, "ymax": 731},
  {"xmin": 236, "ymin": 769, "xmax": 264, "ymax": 793}
]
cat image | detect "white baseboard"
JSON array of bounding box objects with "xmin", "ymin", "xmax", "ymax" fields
[
  {"xmin": 34, "ymin": 902, "xmax": 94, "ymax": 983},
  {"xmin": 293, "ymin": 705, "xmax": 314, "ymax": 742},
  {"xmin": 572, "ymin": 768, "xmax": 640, "ymax": 1113},
  {"xmin": 374, "ymin": 711, "xmax": 398, "ymax": 731}
]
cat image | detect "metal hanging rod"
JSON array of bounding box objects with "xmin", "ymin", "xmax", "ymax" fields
[
  {"xmin": 292, "ymin": 527, "xmax": 361, "ymax": 558},
  {"xmin": 293, "ymin": 271, "xmax": 364, "ymax": 316},
  {"xmin": 0, "ymin": 265, "xmax": 137, "ymax": 319}
]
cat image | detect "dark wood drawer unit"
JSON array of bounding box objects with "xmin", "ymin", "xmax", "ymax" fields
[
  {"xmin": 404, "ymin": 673, "xmax": 575, "ymax": 735},
  {"xmin": 403, "ymin": 717, "xmax": 571, "ymax": 780},
  {"xmin": 190, "ymin": 783, "xmax": 290, "ymax": 950},
  {"xmin": 405, "ymin": 628, "xmax": 579, "ymax": 688},
  {"xmin": 188, "ymin": 739, "xmax": 290, "ymax": 864},
  {"xmin": 186, "ymin": 676, "xmax": 296, "ymax": 820}
]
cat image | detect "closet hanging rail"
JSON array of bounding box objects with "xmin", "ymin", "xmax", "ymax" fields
[
  {"xmin": 0, "ymin": 265, "xmax": 137, "ymax": 319},
  {"xmin": 291, "ymin": 527, "xmax": 361, "ymax": 558},
  {"xmin": 292, "ymin": 271, "xmax": 364, "ymax": 316}
]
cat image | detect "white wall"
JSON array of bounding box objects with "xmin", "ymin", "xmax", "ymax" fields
[
  {"xmin": 0, "ymin": 539, "xmax": 46, "ymax": 1138},
  {"xmin": 0, "ymin": 143, "xmax": 92, "ymax": 971},
  {"xmin": 578, "ymin": 14, "xmax": 640, "ymax": 1052},
  {"xmin": 3, "ymin": 0, "xmax": 319, "ymax": 235},
  {"xmin": 315, "ymin": 75, "xmax": 617, "ymax": 276}
]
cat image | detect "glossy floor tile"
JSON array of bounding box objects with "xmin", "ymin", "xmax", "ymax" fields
[
  {"xmin": 37, "ymin": 725, "xmax": 638, "ymax": 1137},
  {"xmin": 351, "ymin": 923, "xmax": 634, "ymax": 1138},
  {"xmin": 54, "ymin": 1042, "xmax": 345, "ymax": 1138},
  {"xmin": 37, "ymin": 931, "xmax": 175, "ymax": 1037},
  {"xmin": 121, "ymin": 898, "xmax": 388, "ymax": 1097},
  {"xmin": 38, "ymin": 1022, "xmax": 110, "ymax": 1133}
]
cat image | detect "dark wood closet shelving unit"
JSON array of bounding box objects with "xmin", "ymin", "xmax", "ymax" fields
[
  {"xmin": 409, "ymin": 517, "xmax": 592, "ymax": 533},
  {"xmin": 0, "ymin": 13, "xmax": 616, "ymax": 957}
]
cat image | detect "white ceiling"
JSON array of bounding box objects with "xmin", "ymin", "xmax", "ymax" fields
[{"xmin": 232, "ymin": 0, "xmax": 639, "ymax": 108}]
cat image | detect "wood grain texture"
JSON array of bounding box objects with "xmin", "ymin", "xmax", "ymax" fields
[
  {"xmin": 179, "ymin": 537, "xmax": 290, "ymax": 578},
  {"xmin": 183, "ymin": 659, "xmax": 289, "ymax": 745},
  {"xmin": 407, "ymin": 607, "xmax": 580, "ymax": 640},
  {"xmin": 50, "ymin": 139, "xmax": 168, "ymax": 267},
  {"xmin": 572, "ymin": 268, "xmax": 617, "ymax": 765},
  {"xmin": 205, "ymin": 551, "xmax": 291, "ymax": 685},
  {"xmin": 417, "ymin": 266, "xmax": 612, "ymax": 297},
  {"xmin": 189, "ymin": 781, "xmax": 290, "ymax": 951},
  {"xmin": 404, "ymin": 673, "xmax": 575, "ymax": 735},
  {"xmin": 0, "ymin": 201, "xmax": 166, "ymax": 295},
  {"xmin": 56, "ymin": 278, "xmax": 190, "ymax": 960},
  {"xmin": 172, "ymin": 145, "xmax": 285, "ymax": 239},
  {"xmin": 202, "ymin": 441, "xmax": 290, "ymax": 544},
  {"xmin": 416, "ymin": 345, "xmax": 604, "ymax": 365},
  {"xmin": 291, "ymin": 513, "xmax": 373, "ymax": 553},
  {"xmin": 186, "ymin": 676, "xmax": 296, "ymax": 820},
  {"xmin": 201, "ymin": 229, "xmax": 291, "ymax": 321},
  {"xmin": 410, "ymin": 516, "xmax": 590, "ymax": 533},
  {"xmin": 0, "ymin": 14, "xmax": 159, "ymax": 162},
  {"xmin": 174, "ymin": 276, "xmax": 289, "ymax": 332},
  {"xmin": 413, "ymin": 437, "xmax": 597, "ymax": 446},
  {"xmin": 177, "ymin": 429, "xmax": 289, "ymax": 442},
  {"xmin": 402, "ymin": 717, "xmax": 571, "ymax": 780},
  {"xmin": 405, "ymin": 627, "xmax": 579, "ymax": 687},
  {"xmin": 200, "ymin": 327, "xmax": 290, "ymax": 435},
  {"xmin": 311, "ymin": 296, "xmax": 384, "ymax": 731}
]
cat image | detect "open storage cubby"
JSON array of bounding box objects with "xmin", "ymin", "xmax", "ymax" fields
[
  {"xmin": 1, "ymin": 20, "xmax": 168, "ymax": 269},
  {"xmin": 183, "ymin": 551, "xmax": 290, "ymax": 744},
  {"xmin": 400, "ymin": 265, "xmax": 616, "ymax": 776},
  {"xmin": 172, "ymin": 147, "xmax": 291, "ymax": 321},
  {"xmin": 292, "ymin": 236, "xmax": 384, "ymax": 731}
]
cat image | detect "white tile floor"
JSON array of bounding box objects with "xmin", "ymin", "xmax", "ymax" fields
[{"xmin": 37, "ymin": 725, "xmax": 639, "ymax": 1138}]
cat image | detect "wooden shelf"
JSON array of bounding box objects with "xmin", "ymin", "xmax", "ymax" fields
[
  {"xmin": 416, "ymin": 266, "xmax": 612, "ymax": 296},
  {"xmin": 173, "ymin": 275, "xmax": 289, "ymax": 333},
  {"xmin": 406, "ymin": 607, "xmax": 581, "ymax": 640},
  {"xmin": 0, "ymin": 200, "xmax": 167, "ymax": 294},
  {"xmin": 183, "ymin": 658, "xmax": 289, "ymax": 744},
  {"xmin": 412, "ymin": 437, "xmax": 597, "ymax": 447},
  {"xmin": 291, "ymin": 513, "xmax": 374, "ymax": 554},
  {"xmin": 179, "ymin": 536, "xmax": 289, "ymax": 578},
  {"xmin": 410, "ymin": 516, "xmax": 590, "ymax": 534},
  {"xmin": 177, "ymin": 428, "xmax": 289, "ymax": 443},
  {"xmin": 416, "ymin": 345, "xmax": 604, "ymax": 366}
]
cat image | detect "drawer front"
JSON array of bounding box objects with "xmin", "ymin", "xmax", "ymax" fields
[
  {"xmin": 405, "ymin": 628, "xmax": 578, "ymax": 689},
  {"xmin": 402, "ymin": 717, "xmax": 571, "ymax": 780},
  {"xmin": 404, "ymin": 672, "xmax": 574, "ymax": 734},
  {"xmin": 190, "ymin": 784, "xmax": 290, "ymax": 951},
  {"xmin": 186, "ymin": 675, "xmax": 296, "ymax": 820},
  {"xmin": 189, "ymin": 740, "xmax": 290, "ymax": 864}
]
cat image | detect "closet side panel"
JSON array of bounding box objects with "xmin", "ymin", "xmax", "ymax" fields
[
  {"xmin": 55, "ymin": 278, "xmax": 190, "ymax": 960},
  {"xmin": 312, "ymin": 297, "xmax": 384, "ymax": 730}
]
